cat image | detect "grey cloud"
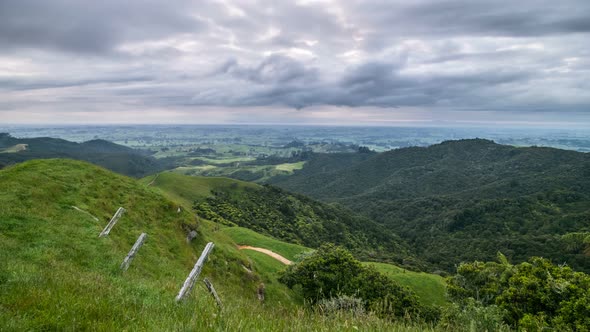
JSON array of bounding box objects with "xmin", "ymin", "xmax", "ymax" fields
[
  {"xmin": 351, "ymin": 0, "xmax": 590, "ymax": 38},
  {"xmin": 0, "ymin": 75, "xmax": 155, "ymax": 91},
  {"xmin": 217, "ymin": 55, "xmax": 318, "ymax": 84},
  {"xmin": 0, "ymin": 0, "xmax": 206, "ymax": 54},
  {"xmin": 1, "ymin": 0, "xmax": 589, "ymax": 124}
]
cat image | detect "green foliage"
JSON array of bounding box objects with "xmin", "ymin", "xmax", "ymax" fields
[
  {"xmin": 436, "ymin": 299, "xmax": 509, "ymax": 332},
  {"xmin": 447, "ymin": 255, "xmax": 590, "ymax": 330},
  {"xmin": 270, "ymin": 139, "xmax": 590, "ymax": 272},
  {"xmin": 187, "ymin": 179, "xmax": 415, "ymax": 264},
  {"xmin": 562, "ymin": 232, "xmax": 590, "ymax": 255},
  {"xmin": 279, "ymin": 245, "xmax": 433, "ymax": 322}
]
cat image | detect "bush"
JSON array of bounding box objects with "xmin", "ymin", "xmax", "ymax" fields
[{"xmin": 279, "ymin": 244, "xmax": 431, "ymax": 322}]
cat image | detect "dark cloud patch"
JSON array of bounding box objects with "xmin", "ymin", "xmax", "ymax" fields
[
  {"xmin": 217, "ymin": 55, "xmax": 318, "ymax": 84},
  {"xmin": 351, "ymin": 0, "xmax": 590, "ymax": 38},
  {"xmin": 0, "ymin": 0, "xmax": 205, "ymax": 54},
  {"xmin": 187, "ymin": 59, "xmax": 537, "ymax": 110},
  {"xmin": 0, "ymin": 75, "xmax": 155, "ymax": 91}
]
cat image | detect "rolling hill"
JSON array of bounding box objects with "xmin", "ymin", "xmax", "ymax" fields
[
  {"xmin": 0, "ymin": 133, "xmax": 169, "ymax": 177},
  {"xmin": 269, "ymin": 139, "xmax": 590, "ymax": 272}
]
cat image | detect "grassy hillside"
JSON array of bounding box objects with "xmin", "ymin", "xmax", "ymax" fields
[
  {"xmin": 0, "ymin": 159, "xmax": 449, "ymax": 331},
  {"xmin": 0, "ymin": 133, "xmax": 169, "ymax": 177},
  {"xmin": 270, "ymin": 139, "xmax": 590, "ymax": 272},
  {"xmin": 142, "ymin": 172, "xmax": 258, "ymax": 207},
  {"xmin": 222, "ymin": 227, "xmax": 309, "ymax": 261},
  {"xmin": 146, "ymin": 172, "xmax": 421, "ymax": 267},
  {"xmin": 366, "ymin": 263, "xmax": 447, "ymax": 308},
  {"xmin": 221, "ymin": 226, "xmax": 447, "ymax": 308}
]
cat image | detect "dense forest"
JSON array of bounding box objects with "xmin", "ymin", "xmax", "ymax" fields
[
  {"xmin": 193, "ymin": 183, "xmax": 420, "ymax": 266},
  {"xmin": 270, "ymin": 139, "xmax": 590, "ymax": 272}
]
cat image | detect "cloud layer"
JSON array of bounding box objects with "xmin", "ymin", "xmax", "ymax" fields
[{"xmin": 1, "ymin": 0, "xmax": 589, "ymax": 125}]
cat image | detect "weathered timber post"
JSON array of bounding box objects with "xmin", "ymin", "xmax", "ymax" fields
[
  {"xmin": 99, "ymin": 207, "xmax": 126, "ymax": 237},
  {"xmin": 175, "ymin": 242, "xmax": 215, "ymax": 302},
  {"xmin": 120, "ymin": 233, "xmax": 147, "ymax": 271},
  {"xmin": 203, "ymin": 278, "xmax": 223, "ymax": 309},
  {"xmin": 186, "ymin": 230, "xmax": 198, "ymax": 243},
  {"xmin": 257, "ymin": 283, "xmax": 265, "ymax": 302}
]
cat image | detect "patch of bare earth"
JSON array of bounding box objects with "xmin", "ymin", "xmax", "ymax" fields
[{"xmin": 238, "ymin": 246, "xmax": 292, "ymax": 265}]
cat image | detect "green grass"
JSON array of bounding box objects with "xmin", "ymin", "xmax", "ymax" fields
[
  {"xmin": 366, "ymin": 262, "xmax": 448, "ymax": 307},
  {"xmin": 194, "ymin": 156, "xmax": 256, "ymax": 165},
  {"xmin": 141, "ymin": 171, "xmax": 259, "ymax": 207},
  {"xmin": 173, "ymin": 165, "xmax": 218, "ymax": 172},
  {"xmin": 275, "ymin": 161, "xmax": 306, "ymax": 173},
  {"xmin": 222, "ymin": 227, "xmax": 310, "ymax": 262},
  {"xmin": 0, "ymin": 159, "xmax": 439, "ymax": 331}
]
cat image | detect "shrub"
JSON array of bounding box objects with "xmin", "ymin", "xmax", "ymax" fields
[{"xmin": 279, "ymin": 244, "xmax": 430, "ymax": 322}]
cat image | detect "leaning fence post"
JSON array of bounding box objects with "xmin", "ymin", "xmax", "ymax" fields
[
  {"xmin": 203, "ymin": 278, "xmax": 223, "ymax": 309},
  {"xmin": 120, "ymin": 233, "xmax": 147, "ymax": 271},
  {"xmin": 99, "ymin": 207, "xmax": 126, "ymax": 237},
  {"xmin": 175, "ymin": 242, "xmax": 215, "ymax": 302}
]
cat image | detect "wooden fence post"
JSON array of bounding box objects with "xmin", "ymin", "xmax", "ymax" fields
[
  {"xmin": 120, "ymin": 233, "xmax": 147, "ymax": 271},
  {"xmin": 99, "ymin": 207, "xmax": 126, "ymax": 237},
  {"xmin": 175, "ymin": 242, "xmax": 215, "ymax": 302},
  {"xmin": 203, "ymin": 278, "xmax": 223, "ymax": 309},
  {"xmin": 257, "ymin": 283, "xmax": 265, "ymax": 302}
]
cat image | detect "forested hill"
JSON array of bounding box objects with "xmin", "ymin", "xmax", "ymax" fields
[
  {"xmin": 0, "ymin": 133, "xmax": 167, "ymax": 177},
  {"xmin": 270, "ymin": 139, "xmax": 590, "ymax": 272},
  {"xmin": 145, "ymin": 172, "xmax": 419, "ymax": 267}
]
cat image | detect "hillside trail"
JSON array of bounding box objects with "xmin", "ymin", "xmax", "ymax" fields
[
  {"xmin": 238, "ymin": 246, "xmax": 292, "ymax": 265},
  {"xmin": 147, "ymin": 173, "xmax": 159, "ymax": 186}
]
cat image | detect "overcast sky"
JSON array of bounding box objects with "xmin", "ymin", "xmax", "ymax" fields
[{"xmin": 1, "ymin": 0, "xmax": 589, "ymax": 127}]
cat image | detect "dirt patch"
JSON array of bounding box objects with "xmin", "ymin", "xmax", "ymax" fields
[
  {"xmin": 238, "ymin": 245, "xmax": 292, "ymax": 265},
  {"xmin": 147, "ymin": 173, "xmax": 159, "ymax": 186}
]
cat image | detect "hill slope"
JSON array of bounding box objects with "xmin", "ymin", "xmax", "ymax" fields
[
  {"xmin": 144, "ymin": 172, "xmax": 420, "ymax": 267},
  {"xmin": 0, "ymin": 159, "xmax": 443, "ymax": 331},
  {"xmin": 0, "ymin": 159, "xmax": 298, "ymax": 330},
  {"xmin": 270, "ymin": 139, "xmax": 590, "ymax": 272},
  {"xmin": 222, "ymin": 226, "xmax": 447, "ymax": 308},
  {"xmin": 0, "ymin": 133, "xmax": 167, "ymax": 177}
]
